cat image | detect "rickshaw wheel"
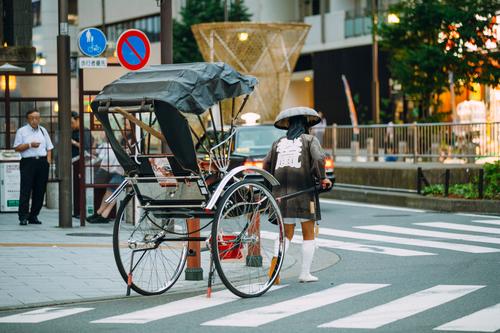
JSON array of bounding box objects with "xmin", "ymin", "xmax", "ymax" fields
[
  {"xmin": 211, "ymin": 179, "xmax": 285, "ymax": 298},
  {"xmin": 113, "ymin": 193, "xmax": 188, "ymax": 295}
]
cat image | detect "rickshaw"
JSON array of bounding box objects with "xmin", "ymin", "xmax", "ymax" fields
[{"xmin": 90, "ymin": 62, "xmax": 314, "ymax": 298}]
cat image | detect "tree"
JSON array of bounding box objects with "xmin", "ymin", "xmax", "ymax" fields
[
  {"xmin": 379, "ymin": 0, "xmax": 500, "ymax": 118},
  {"xmin": 173, "ymin": 0, "xmax": 252, "ymax": 63}
]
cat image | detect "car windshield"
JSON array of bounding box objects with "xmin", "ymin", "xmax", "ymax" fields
[{"xmin": 234, "ymin": 126, "xmax": 285, "ymax": 156}]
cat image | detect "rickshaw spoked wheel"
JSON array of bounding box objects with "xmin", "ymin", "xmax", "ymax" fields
[
  {"xmin": 113, "ymin": 193, "xmax": 188, "ymax": 296},
  {"xmin": 211, "ymin": 179, "xmax": 285, "ymax": 298}
]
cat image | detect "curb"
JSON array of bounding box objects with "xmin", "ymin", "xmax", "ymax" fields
[{"xmin": 322, "ymin": 188, "xmax": 500, "ymax": 215}]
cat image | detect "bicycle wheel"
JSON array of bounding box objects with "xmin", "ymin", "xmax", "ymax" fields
[
  {"xmin": 211, "ymin": 179, "xmax": 285, "ymax": 298},
  {"xmin": 113, "ymin": 194, "xmax": 188, "ymax": 295}
]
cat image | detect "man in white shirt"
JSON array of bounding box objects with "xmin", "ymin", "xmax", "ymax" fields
[{"xmin": 13, "ymin": 109, "xmax": 54, "ymax": 225}]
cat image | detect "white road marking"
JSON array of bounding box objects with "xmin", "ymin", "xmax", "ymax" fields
[
  {"xmin": 202, "ymin": 283, "xmax": 389, "ymax": 327},
  {"xmin": 456, "ymin": 213, "xmax": 500, "ymax": 219},
  {"xmin": 319, "ymin": 199, "xmax": 426, "ymax": 213},
  {"xmin": 472, "ymin": 220, "xmax": 500, "ymax": 226},
  {"xmin": 434, "ymin": 303, "xmax": 500, "ymax": 332},
  {"xmin": 260, "ymin": 231, "xmax": 435, "ymax": 257},
  {"xmin": 319, "ymin": 285, "xmax": 484, "ymax": 329},
  {"xmin": 92, "ymin": 285, "xmax": 286, "ymax": 324},
  {"xmin": 0, "ymin": 307, "xmax": 93, "ymax": 323},
  {"xmin": 356, "ymin": 225, "xmax": 500, "ymax": 245},
  {"xmin": 416, "ymin": 222, "xmax": 500, "ymax": 235},
  {"xmin": 319, "ymin": 227, "xmax": 500, "ymax": 253}
]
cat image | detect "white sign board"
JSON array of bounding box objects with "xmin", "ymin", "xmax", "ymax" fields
[{"xmin": 79, "ymin": 57, "xmax": 107, "ymax": 69}]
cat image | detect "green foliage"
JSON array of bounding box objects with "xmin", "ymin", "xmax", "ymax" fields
[
  {"xmin": 449, "ymin": 183, "xmax": 478, "ymax": 199},
  {"xmin": 379, "ymin": 0, "xmax": 500, "ymax": 116},
  {"xmin": 423, "ymin": 184, "xmax": 444, "ymax": 196},
  {"xmin": 484, "ymin": 161, "xmax": 500, "ymax": 200},
  {"xmin": 423, "ymin": 162, "xmax": 500, "ymax": 200},
  {"xmin": 173, "ymin": 0, "xmax": 252, "ymax": 63}
]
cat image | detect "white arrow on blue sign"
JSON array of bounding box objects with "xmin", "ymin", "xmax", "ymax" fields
[{"xmin": 78, "ymin": 28, "xmax": 107, "ymax": 57}]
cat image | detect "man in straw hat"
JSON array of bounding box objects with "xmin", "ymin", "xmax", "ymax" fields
[{"xmin": 263, "ymin": 106, "xmax": 332, "ymax": 283}]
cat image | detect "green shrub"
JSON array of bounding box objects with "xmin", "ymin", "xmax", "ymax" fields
[
  {"xmin": 449, "ymin": 183, "xmax": 478, "ymax": 199},
  {"xmin": 483, "ymin": 161, "xmax": 500, "ymax": 200},
  {"xmin": 423, "ymin": 184, "xmax": 444, "ymax": 196}
]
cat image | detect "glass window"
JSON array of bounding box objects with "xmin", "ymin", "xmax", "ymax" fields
[{"xmin": 32, "ymin": 0, "xmax": 42, "ymax": 27}]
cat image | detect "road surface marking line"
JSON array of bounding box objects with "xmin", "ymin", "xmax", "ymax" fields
[
  {"xmin": 201, "ymin": 283, "xmax": 389, "ymax": 327},
  {"xmin": 472, "ymin": 220, "xmax": 500, "ymax": 226},
  {"xmin": 92, "ymin": 285, "xmax": 286, "ymax": 324},
  {"xmin": 319, "ymin": 285, "xmax": 484, "ymax": 329},
  {"xmin": 456, "ymin": 213, "xmax": 500, "ymax": 219},
  {"xmin": 434, "ymin": 303, "xmax": 500, "ymax": 332},
  {"xmin": 319, "ymin": 199, "xmax": 425, "ymax": 213},
  {"xmin": 356, "ymin": 225, "xmax": 500, "ymax": 245},
  {"xmin": 0, "ymin": 307, "xmax": 94, "ymax": 323},
  {"xmin": 415, "ymin": 222, "xmax": 500, "ymax": 235},
  {"xmin": 319, "ymin": 227, "xmax": 500, "ymax": 253},
  {"xmin": 260, "ymin": 231, "xmax": 435, "ymax": 257}
]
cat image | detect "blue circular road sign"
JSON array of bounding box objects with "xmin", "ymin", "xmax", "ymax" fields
[{"xmin": 78, "ymin": 28, "xmax": 107, "ymax": 57}]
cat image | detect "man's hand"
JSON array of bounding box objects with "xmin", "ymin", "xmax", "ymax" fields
[
  {"xmin": 321, "ymin": 178, "xmax": 333, "ymax": 189},
  {"xmin": 30, "ymin": 141, "xmax": 41, "ymax": 148}
]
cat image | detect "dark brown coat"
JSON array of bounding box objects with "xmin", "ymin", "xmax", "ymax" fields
[{"xmin": 263, "ymin": 134, "xmax": 326, "ymax": 221}]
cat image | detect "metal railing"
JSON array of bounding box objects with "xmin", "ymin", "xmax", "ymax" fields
[{"xmin": 318, "ymin": 122, "xmax": 500, "ymax": 163}]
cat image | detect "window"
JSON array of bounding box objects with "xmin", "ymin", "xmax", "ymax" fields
[
  {"xmin": 101, "ymin": 14, "xmax": 161, "ymax": 44},
  {"xmin": 32, "ymin": 0, "xmax": 41, "ymax": 27}
]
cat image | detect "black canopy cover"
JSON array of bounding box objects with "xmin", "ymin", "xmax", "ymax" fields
[{"xmin": 90, "ymin": 62, "xmax": 257, "ymax": 175}]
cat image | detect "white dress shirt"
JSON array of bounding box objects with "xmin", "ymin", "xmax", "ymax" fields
[{"xmin": 13, "ymin": 124, "xmax": 54, "ymax": 158}]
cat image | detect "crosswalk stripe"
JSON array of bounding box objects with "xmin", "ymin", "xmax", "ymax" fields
[
  {"xmin": 92, "ymin": 285, "xmax": 286, "ymax": 324},
  {"xmin": 0, "ymin": 307, "xmax": 93, "ymax": 323},
  {"xmin": 472, "ymin": 220, "xmax": 500, "ymax": 226},
  {"xmin": 319, "ymin": 227, "xmax": 500, "ymax": 253},
  {"xmin": 434, "ymin": 303, "xmax": 500, "ymax": 332},
  {"xmin": 356, "ymin": 225, "xmax": 500, "ymax": 245},
  {"xmin": 319, "ymin": 285, "xmax": 484, "ymax": 329},
  {"xmin": 260, "ymin": 231, "xmax": 435, "ymax": 257},
  {"xmin": 201, "ymin": 283, "xmax": 389, "ymax": 327},
  {"xmin": 416, "ymin": 222, "xmax": 500, "ymax": 235},
  {"xmin": 319, "ymin": 199, "xmax": 425, "ymax": 213}
]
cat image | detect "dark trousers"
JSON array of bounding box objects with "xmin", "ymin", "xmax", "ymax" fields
[{"xmin": 18, "ymin": 157, "xmax": 49, "ymax": 221}]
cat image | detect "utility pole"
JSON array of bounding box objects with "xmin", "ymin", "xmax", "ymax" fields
[
  {"xmin": 57, "ymin": 0, "xmax": 72, "ymax": 228},
  {"xmin": 160, "ymin": 0, "xmax": 172, "ymax": 64},
  {"xmin": 371, "ymin": 0, "xmax": 380, "ymax": 124}
]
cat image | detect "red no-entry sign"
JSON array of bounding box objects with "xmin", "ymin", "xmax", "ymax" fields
[{"xmin": 116, "ymin": 29, "xmax": 151, "ymax": 71}]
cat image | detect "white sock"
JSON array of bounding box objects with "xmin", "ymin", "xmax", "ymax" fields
[
  {"xmin": 273, "ymin": 237, "xmax": 290, "ymax": 257},
  {"xmin": 300, "ymin": 240, "xmax": 316, "ymax": 278}
]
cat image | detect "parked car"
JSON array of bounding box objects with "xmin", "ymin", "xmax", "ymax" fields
[{"xmin": 196, "ymin": 124, "xmax": 335, "ymax": 180}]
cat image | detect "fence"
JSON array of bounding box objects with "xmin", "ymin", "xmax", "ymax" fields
[{"xmin": 319, "ymin": 122, "xmax": 500, "ymax": 163}]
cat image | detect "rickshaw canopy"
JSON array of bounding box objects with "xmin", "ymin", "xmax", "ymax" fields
[
  {"xmin": 91, "ymin": 62, "xmax": 257, "ymax": 114},
  {"xmin": 90, "ymin": 62, "xmax": 258, "ymax": 175}
]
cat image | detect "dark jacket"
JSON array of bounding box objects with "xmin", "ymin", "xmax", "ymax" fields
[{"xmin": 263, "ymin": 133, "xmax": 326, "ymax": 221}]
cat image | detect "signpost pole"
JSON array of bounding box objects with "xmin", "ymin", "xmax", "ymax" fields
[
  {"xmin": 160, "ymin": 0, "xmax": 172, "ymax": 64},
  {"xmin": 57, "ymin": 0, "xmax": 73, "ymax": 228}
]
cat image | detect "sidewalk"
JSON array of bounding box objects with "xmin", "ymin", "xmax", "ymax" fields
[{"xmin": 0, "ymin": 209, "xmax": 338, "ymax": 310}]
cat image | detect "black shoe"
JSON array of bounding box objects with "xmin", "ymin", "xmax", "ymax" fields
[
  {"xmin": 19, "ymin": 219, "xmax": 28, "ymax": 226},
  {"xmin": 86, "ymin": 213, "xmax": 100, "ymax": 222},
  {"xmin": 87, "ymin": 215, "xmax": 110, "ymax": 224},
  {"xmin": 28, "ymin": 217, "xmax": 42, "ymax": 225}
]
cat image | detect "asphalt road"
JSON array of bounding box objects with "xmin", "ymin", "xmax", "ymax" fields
[{"xmin": 1, "ymin": 200, "xmax": 499, "ymax": 333}]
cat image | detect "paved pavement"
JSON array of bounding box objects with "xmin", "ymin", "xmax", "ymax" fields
[{"xmin": 0, "ymin": 209, "xmax": 338, "ymax": 310}]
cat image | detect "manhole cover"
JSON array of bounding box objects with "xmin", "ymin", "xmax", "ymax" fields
[
  {"xmin": 66, "ymin": 233, "xmax": 112, "ymax": 237},
  {"xmin": 372, "ymin": 214, "xmax": 411, "ymax": 217}
]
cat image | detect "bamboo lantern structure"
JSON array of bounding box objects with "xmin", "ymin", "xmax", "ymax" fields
[{"xmin": 192, "ymin": 22, "xmax": 310, "ymax": 124}]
